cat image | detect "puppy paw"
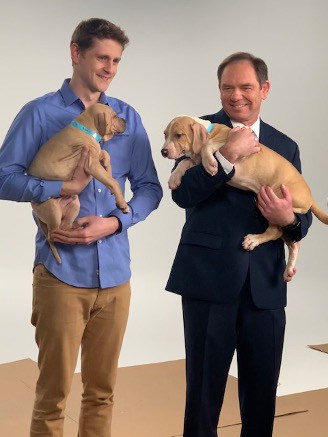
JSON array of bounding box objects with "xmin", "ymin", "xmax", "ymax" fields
[
  {"xmin": 168, "ymin": 175, "xmax": 182, "ymax": 190},
  {"xmin": 117, "ymin": 203, "xmax": 130, "ymax": 214},
  {"xmin": 204, "ymin": 161, "xmax": 218, "ymax": 176},
  {"xmin": 284, "ymin": 266, "xmax": 296, "ymax": 282},
  {"xmin": 202, "ymin": 153, "xmax": 218, "ymax": 176},
  {"xmin": 242, "ymin": 234, "xmax": 260, "ymax": 251}
]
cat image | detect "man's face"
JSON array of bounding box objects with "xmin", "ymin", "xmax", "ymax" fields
[
  {"xmin": 219, "ymin": 60, "xmax": 270, "ymax": 126},
  {"xmin": 71, "ymin": 38, "xmax": 123, "ymax": 94}
]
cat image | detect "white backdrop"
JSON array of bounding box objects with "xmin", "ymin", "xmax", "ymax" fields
[{"xmin": 0, "ymin": 0, "xmax": 327, "ymax": 395}]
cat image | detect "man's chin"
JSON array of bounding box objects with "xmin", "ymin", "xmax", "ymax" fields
[
  {"xmin": 96, "ymin": 79, "xmax": 113, "ymax": 92},
  {"xmin": 226, "ymin": 109, "xmax": 251, "ymax": 124}
]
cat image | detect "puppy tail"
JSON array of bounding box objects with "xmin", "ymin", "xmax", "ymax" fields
[
  {"xmin": 311, "ymin": 201, "xmax": 328, "ymax": 225},
  {"xmin": 38, "ymin": 219, "xmax": 62, "ymax": 264},
  {"xmin": 49, "ymin": 241, "xmax": 62, "ymax": 264}
]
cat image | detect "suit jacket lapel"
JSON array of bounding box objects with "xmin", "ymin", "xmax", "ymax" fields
[
  {"xmin": 259, "ymin": 119, "xmax": 277, "ymax": 151},
  {"xmin": 215, "ymin": 110, "xmax": 233, "ymax": 128},
  {"xmin": 205, "ymin": 112, "xmax": 278, "ymax": 151}
]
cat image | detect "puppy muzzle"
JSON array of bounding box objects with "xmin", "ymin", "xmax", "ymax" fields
[{"xmin": 161, "ymin": 148, "xmax": 169, "ymax": 158}]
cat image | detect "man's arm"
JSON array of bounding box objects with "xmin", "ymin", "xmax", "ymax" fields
[
  {"xmin": 172, "ymin": 127, "xmax": 260, "ymax": 209},
  {"xmin": 257, "ymin": 142, "xmax": 312, "ymax": 241},
  {"xmin": 0, "ymin": 102, "xmax": 65, "ymax": 202}
]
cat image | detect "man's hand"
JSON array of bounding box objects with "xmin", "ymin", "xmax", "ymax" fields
[
  {"xmin": 220, "ymin": 126, "xmax": 260, "ymax": 164},
  {"xmin": 61, "ymin": 147, "xmax": 93, "ymax": 196},
  {"xmin": 51, "ymin": 216, "xmax": 121, "ymax": 245},
  {"xmin": 257, "ymin": 184, "xmax": 295, "ymax": 226}
]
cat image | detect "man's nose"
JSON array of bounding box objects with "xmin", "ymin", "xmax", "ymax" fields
[
  {"xmin": 104, "ymin": 61, "xmax": 115, "ymax": 73},
  {"xmin": 230, "ymin": 88, "xmax": 243, "ymax": 100}
]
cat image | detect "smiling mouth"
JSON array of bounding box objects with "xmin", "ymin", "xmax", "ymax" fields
[
  {"xmin": 98, "ymin": 75, "xmax": 111, "ymax": 81},
  {"xmin": 231, "ymin": 103, "xmax": 247, "ymax": 109}
]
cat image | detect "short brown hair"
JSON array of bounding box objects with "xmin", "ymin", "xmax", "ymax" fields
[
  {"xmin": 71, "ymin": 18, "xmax": 129, "ymax": 51},
  {"xmin": 217, "ymin": 52, "xmax": 268, "ymax": 87}
]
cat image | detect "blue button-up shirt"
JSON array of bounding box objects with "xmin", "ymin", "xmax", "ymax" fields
[{"xmin": 0, "ymin": 80, "xmax": 162, "ymax": 288}]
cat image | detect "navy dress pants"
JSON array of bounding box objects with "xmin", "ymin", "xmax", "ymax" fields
[{"xmin": 182, "ymin": 277, "xmax": 286, "ymax": 437}]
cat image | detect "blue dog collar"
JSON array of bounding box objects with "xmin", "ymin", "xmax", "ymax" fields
[
  {"xmin": 207, "ymin": 122, "xmax": 214, "ymax": 133},
  {"xmin": 70, "ymin": 120, "xmax": 102, "ymax": 142}
]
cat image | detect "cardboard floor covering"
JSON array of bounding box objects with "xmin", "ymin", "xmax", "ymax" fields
[
  {"xmin": 0, "ymin": 358, "xmax": 326, "ymax": 436},
  {"xmin": 308, "ymin": 343, "xmax": 328, "ymax": 354}
]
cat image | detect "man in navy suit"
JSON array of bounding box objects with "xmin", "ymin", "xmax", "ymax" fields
[{"xmin": 166, "ymin": 52, "xmax": 312, "ymax": 436}]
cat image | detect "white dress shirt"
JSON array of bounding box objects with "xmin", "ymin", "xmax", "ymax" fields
[{"xmin": 215, "ymin": 118, "xmax": 260, "ymax": 174}]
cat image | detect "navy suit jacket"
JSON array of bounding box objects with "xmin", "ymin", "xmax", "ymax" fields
[{"xmin": 166, "ymin": 110, "xmax": 312, "ymax": 309}]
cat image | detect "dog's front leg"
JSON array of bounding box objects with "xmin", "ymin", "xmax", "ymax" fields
[
  {"xmin": 86, "ymin": 150, "xmax": 129, "ymax": 213},
  {"xmin": 99, "ymin": 149, "xmax": 112, "ymax": 176},
  {"xmin": 168, "ymin": 158, "xmax": 194, "ymax": 190},
  {"xmin": 283, "ymin": 240, "xmax": 300, "ymax": 282},
  {"xmin": 201, "ymin": 141, "xmax": 224, "ymax": 176}
]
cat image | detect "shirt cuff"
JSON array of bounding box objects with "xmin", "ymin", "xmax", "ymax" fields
[
  {"xmin": 281, "ymin": 214, "xmax": 301, "ymax": 242},
  {"xmin": 215, "ymin": 151, "xmax": 234, "ymax": 174},
  {"xmin": 109, "ymin": 208, "xmax": 133, "ymax": 232},
  {"xmin": 39, "ymin": 180, "xmax": 63, "ymax": 202}
]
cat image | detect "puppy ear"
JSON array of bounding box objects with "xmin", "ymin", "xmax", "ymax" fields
[
  {"xmin": 113, "ymin": 116, "xmax": 126, "ymax": 134},
  {"xmin": 96, "ymin": 112, "xmax": 108, "ymax": 138},
  {"xmin": 191, "ymin": 123, "xmax": 208, "ymax": 154}
]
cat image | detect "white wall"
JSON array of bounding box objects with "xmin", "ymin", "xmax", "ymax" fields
[{"xmin": 1, "ymin": 0, "xmax": 327, "ymax": 395}]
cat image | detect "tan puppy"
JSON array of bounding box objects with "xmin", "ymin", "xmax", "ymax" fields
[
  {"xmin": 28, "ymin": 103, "xmax": 129, "ymax": 263},
  {"xmin": 162, "ymin": 115, "xmax": 328, "ymax": 281}
]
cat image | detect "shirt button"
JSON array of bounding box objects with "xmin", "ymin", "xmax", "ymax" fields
[
  {"xmin": 98, "ymin": 240, "xmax": 102, "ymax": 244},
  {"xmin": 99, "ymin": 214, "xmax": 103, "ymax": 217},
  {"xmin": 97, "ymin": 188, "xmax": 102, "ymax": 193}
]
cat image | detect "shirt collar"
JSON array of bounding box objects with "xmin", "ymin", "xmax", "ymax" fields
[
  {"xmin": 60, "ymin": 79, "xmax": 108, "ymax": 108},
  {"xmin": 231, "ymin": 117, "xmax": 260, "ymax": 139}
]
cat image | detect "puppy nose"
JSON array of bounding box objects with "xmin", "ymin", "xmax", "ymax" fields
[{"xmin": 161, "ymin": 149, "xmax": 168, "ymax": 157}]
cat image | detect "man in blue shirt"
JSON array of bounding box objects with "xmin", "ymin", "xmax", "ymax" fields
[{"xmin": 0, "ymin": 18, "xmax": 162, "ymax": 436}]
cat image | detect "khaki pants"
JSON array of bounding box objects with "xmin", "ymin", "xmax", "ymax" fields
[{"xmin": 30, "ymin": 264, "xmax": 131, "ymax": 437}]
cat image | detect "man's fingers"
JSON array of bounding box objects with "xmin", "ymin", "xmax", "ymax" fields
[
  {"xmin": 258, "ymin": 186, "xmax": 270, "ymax": 203},
  {"xmin": 281, "ymin": 184, "xmax": 291, "ymax": 201},
  {"xmin": 264, "ymin": 186, "xmax": 277, "ymax": 201}
]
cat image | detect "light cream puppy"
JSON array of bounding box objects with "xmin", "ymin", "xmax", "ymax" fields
[{"xmin": 162, "ymin": 115, "xmax": 328, "ymax": 281}]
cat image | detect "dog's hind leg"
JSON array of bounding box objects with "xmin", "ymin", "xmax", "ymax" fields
[
  {"xmin": 243, "ymin": 225, "xmax": 299, "ymax": 282},
  {"xmin": 32, "ymin": 199, "xmax": 63, "ymax": 263},
  {"xmin": 37, "ymin": 219, "xmax": 62, "ymax": 264},
  {"xmin": 59, "ymin": 195, "xmax": 80, "ymax": 230},
  {"xmin": 242, "ymin": 224, "xmax": 282, "ymax": 251},
  {"xmin": 283, "ymin": 240, "xmax": 300, "ymax": 282}
]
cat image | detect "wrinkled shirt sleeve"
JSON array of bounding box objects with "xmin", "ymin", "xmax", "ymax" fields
[{"xmin": 0, "ymin": 101, "xmax": 63, "ymax": 202}]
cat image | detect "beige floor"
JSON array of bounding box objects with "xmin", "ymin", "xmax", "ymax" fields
[{"xmin": 0, "ymin": 358, "xmax": 327, "ymax": 436}]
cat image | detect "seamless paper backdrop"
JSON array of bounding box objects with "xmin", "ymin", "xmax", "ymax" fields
[{"xmin": 0, "ymin": 0, "xmax": 327, "ymax": 396}]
